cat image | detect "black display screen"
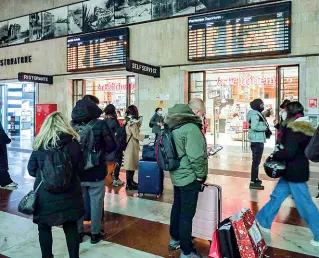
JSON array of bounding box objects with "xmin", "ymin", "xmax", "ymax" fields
[
  {"xmin": 188, "ymin": 2, "xmax": 291, "ymax": 60},
  {"xmin": 67, "ymin": 28, "xmax": 129, "ymax": 72}
]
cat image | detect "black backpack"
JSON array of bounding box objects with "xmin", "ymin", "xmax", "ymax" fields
[
  {"xmin": 156, "ymin": 126, "xmax": 180, "ymax": 171},
  {"xmin": 115, "ymin": 125, "xmax": 128, "ymax": 151},
  {"xmin": 41, "ymin": 149, "xmax": 73, "ymax": 193}
]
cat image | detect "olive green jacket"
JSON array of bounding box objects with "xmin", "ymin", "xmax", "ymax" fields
[{"xmin": 165, "ymin": 104, "xmax": 208, "ymax": 187}]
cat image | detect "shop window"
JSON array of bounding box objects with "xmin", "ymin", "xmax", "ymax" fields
[{"xmin": 72, "ymin": 79, "xmax": 84, "ymax": 106}]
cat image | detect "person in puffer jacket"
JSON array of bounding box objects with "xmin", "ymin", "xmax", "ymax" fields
[{"xmin": 256, "ymin": 101, "xmax": 319, "ymax": 247}]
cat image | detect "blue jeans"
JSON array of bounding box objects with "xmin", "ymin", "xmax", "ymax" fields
[{"xmin": 256, "ymin": 178, "xmax": 319, "ymax": 241}]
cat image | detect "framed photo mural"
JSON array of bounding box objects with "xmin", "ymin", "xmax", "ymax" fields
[
  {"xmin": 115, "ymin": 0, "xmax": 152, "ymax": 26},
  {"xmin": 29, "ymin": 13, "xmax": 42, "ymax": 42},
  {"xmin": 196, "ymin": 0, "xmax": 270, "ymax": 12},
  {"xmin": 152, "ymin": 0, "xmax": 195, "ymax": 19},
  {"xmin": 42, "ymin": 6, "xmax": 68, "ymax": 40},
  {"xmin": 83, "ymin": 0, "xmax": 115, "ymax": 32},
  {"xmin": 0, "ymin": 21, "xmax": 9, "ymax": 47},
  {"xmin": 8, "ymin": 16, "xmax": 30, "ymax": 46},
  {"xmin": 68, "ymin": 3, "xmax": 83, "ymax": 34}
]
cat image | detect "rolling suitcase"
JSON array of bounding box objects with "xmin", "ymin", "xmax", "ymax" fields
[
  {"xmin": 192, "ymin": 184, "xmax": 222, "ymax": 241},
  {"xmin": 137, "ymin": 160, "xmax": 163, "ymax": 198}
]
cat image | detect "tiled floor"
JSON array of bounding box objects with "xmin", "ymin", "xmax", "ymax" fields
[{"xmin": 1, "ymin": 145, "xmax": 319, "ymax": 257}]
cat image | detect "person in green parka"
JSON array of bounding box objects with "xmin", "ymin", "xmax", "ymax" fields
[{"xmin": 165, "ymin": 98, "xmax": 208, "ymax": 258}]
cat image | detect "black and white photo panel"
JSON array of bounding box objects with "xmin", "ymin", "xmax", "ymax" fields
[
  {"xmin": 172, "ymin": 0, "xmax": 196, "ymax": 16},
  {"xmin": 0, "ymin": 21, "xmax": 9, "ymax": 47},
  {"xmin": 42, "ymin": 6, "xmax": 68, "ymax": 40},
  {"xmin": 197, "ymin": 0, "xmax": 254, "ymax": 12},
  {"xmin": 83, "ymin": 0, "xmax": 115, "ymax": 32},
  {"xmin": 68, "ymin": 3, "xmax": 83, "ymax": 34},
  {"xmin": 115, "ymin": 0, "xmax": 151, "ymax": 26},
  {"xmin": 8, "ymin": 16, "xmax": 30, "ymax": 46},
  {"xmin": 29, "ymin": 13, "xmax": 42, "ymax": 42}
]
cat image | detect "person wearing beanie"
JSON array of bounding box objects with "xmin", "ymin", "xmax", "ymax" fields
[{"xmin": 246, "ymin": 99, "xmax": 268, "ymax": 190}]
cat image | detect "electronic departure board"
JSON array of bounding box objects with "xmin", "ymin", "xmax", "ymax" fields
[
  {"xmin": 188, "ymin": 2, "xmax": 291, "ymax": 61},
  {"xmin": 67, "ymin": 28, "xmax": 129, "ymax": 72}
]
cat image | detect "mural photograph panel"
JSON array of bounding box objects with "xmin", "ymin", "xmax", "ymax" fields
[
  {"xmin": 196, "ymin": 0, "xmax": 270, "ymax": 12},
  {"xmin": 83, "ymin": 0, "xmax": 115, "ymax": 32},
  {"xmin": 42, "ymin": 6, "xmax": 68, "ymax": 40},
  {"xmin": 29, "ymin": 13, "xmax": 42, "ymax": 42},
  {"xmin": 68, "ymin": 3, "xmax": 83, "ymax": 34},
  {"xmin": 115, "ymin": 0, "xmax": 151, "ymax": 26},
  {"xmin": 8, "ymin": 16, "xmax": 30, "ymax": 46},
  {"xmin": 0, "ymin": 21, "xmax": 9, "ymax": 47}
]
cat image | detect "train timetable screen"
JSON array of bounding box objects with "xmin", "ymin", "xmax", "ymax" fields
[
  {"xmin": 67, "ymin": 28, "xmax": 129, "ymax": 72},
  {"xmin": 188, "ymin": 2, "xmax": 291, "ymax": 60}
]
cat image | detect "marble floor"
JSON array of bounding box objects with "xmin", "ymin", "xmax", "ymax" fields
[{"xmin": 1, "ymin": 150, "xmax": 319, "ymax": 257}]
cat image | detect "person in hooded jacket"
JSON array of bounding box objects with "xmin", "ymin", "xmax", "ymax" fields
[
  {"xmin": 28, "ymin": 112, "xmax": 84, "ymax": 258},
  {"xmin": 149, "ymin": 107, "xmax": 164, "ymax": 140},
  {"xmin": 104, "ymin": 104, "xmax": 124, "ymax": 187},
  {"xmin": 0, "ymin": 121, "xmax": 18, "ymax": 189},
  {"xmin": 246, "ymin": 98, "xmax": 268, "ymax": 190},
  {"xmin": 256, "ymin": 102, "xmax": 319, "ymax": 247},
  {"xmin": 71, "ymin": 95, "xmax": 116, "ymax": 244}
]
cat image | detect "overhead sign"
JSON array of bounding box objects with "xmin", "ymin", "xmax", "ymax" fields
[
  {"xmin": 18, "ymin": 72, "xmax": 53, "ymax": 85},
  {"xmin": 188, "ymin": 1, "xmax": 291, "ymax": 60},
  {"xmin": 126, "ymin": 60, "xmax": 160, "ymax": 78},
  {"xmin": 67, "ymin": 28, "xmax": 129, "ymax": 72}
]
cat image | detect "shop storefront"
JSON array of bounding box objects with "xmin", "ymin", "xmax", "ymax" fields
[{"xmin": 0, "ymin": 82, "xmax": 36, "ymax": 138}]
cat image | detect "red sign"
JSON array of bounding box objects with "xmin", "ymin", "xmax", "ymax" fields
[
  {"xmin": 97, "ymin": 82, "xmax": 135, "ymax": 92},
  {"xmin": 309, "ymin": 98, "xmax": 318, "ymax": 108}
]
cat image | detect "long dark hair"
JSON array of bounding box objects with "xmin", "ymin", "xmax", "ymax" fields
[
  {"xmin": 286, "ymin": 101, "xmax": 304, "ymax": 119},
  {"xmin": 126, "ymin": 105, "xmax": 139, "ymax": 119},
  {"xmin": 104, "ymin": 104, "xmax": 117, "ymax": 117}
]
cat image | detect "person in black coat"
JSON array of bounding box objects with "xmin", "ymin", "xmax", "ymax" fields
[
  {"xmin": 104, "ymin": 104, "xmax": 124, "ymax": 187},
  {"xmin": 256, "ymin": 102, "xmax": 319, "ymax": 247},
  {"xmin": 149, "ymin": 107, "xmax": 164, "ymax": 140},
  {"xmin": 0, "ymin": 122, "xmax": 17, "ymax": 188},
  {"xmin": 71, "ymin": 95, "xmax": 117, "ymax": 244},
  {"xmin": 27, "ymin": 112, "xmax": 84, "ymax": 258}
]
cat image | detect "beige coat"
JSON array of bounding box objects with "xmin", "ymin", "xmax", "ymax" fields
[{"xmin": 123, "ymin": 119, "xmax": 141, "ymax": 171}]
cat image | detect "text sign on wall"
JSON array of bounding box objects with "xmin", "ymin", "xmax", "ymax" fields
[
  {"xmin": 126, "ymin": 60, "xmax": 160, "ymax": 78},
  {"xmin": 67, "ymin": 28, "xmax": 129, "ymax": 72},
  {"xmin": 18, "ymin": 72, "xmax": 53, "ymax": 84},
  {"xmin": 188, "ymin": 1, "xmax": 291, "ymax": 60}
]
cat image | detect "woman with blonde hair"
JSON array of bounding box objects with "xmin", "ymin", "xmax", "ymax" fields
[{"xmin": 28, "ymin": 112, "xmax": 84, "ymax": 258}]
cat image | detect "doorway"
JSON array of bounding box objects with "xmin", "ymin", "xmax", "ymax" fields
[{"xmin": 188, "ymin": 65, "xmax": 299, "ymax": 147}]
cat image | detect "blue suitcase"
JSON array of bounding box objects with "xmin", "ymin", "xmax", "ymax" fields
[{"xmin": 137, "ymin": 160, "xmax": 164, "ymax": 198}]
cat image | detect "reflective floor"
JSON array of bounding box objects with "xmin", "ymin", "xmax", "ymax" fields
[{"xmin": 1, "ymin": 145, "xmax": 319, "ymax": 257}]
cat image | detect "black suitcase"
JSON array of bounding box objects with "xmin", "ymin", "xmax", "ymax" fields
[{"xmin": 137, "ymin": 160, "xmax": 163, "ymax": 198}]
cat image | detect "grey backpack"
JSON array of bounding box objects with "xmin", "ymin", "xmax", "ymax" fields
[{"xmin": 73, "ymin": 120, "xmax": 100, "ymax": 170}]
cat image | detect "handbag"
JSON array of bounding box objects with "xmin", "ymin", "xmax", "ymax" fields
[
  {"xmin": 209, "ymin": 230, "xmax": 222, "ymax": 258},
  {"xmin": 264, "ymin": 155, "xmax": 286, "ymax": 178},
  {"xmin": 18, "ymin": 179, "xmax": 43, "ymax": 215}
]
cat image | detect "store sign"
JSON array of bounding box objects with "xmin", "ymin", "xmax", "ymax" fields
[
  {"xmin": 215, "ymin": 73, "xmax": 276, "ymax": 87},
  {"xmin": 0, "ymin": 55, "xmax": 32, "ymax": 67},
  {"xmin": 18, "ymin": 72, "xmax": 53, "ymax": 85},
  {"xmin": 188, "ymin": 2, "xmax": 291, "ymax": 60},
  {"xmin": 97, "ymin": 82, "xmax": 135, "ymax": 92},
  {"xmin": 126, "ymin": 60, "xmax": 160, "ymax": 78}
]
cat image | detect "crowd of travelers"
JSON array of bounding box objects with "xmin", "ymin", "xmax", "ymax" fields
[{"xmin": 0, "ymin": 95, "xmax": 319, "ymax": 257}]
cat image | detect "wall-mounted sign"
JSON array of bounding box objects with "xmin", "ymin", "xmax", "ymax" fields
[
  {"xmin": 0, "ymin": 56, "xmax": 32, "ymax": 67},
  {"xmin": 309, "ymin": 98, "xmax": 318, "ymax": 109},
  {"xmin": 188, "ymin": 1, "xmax": 291, "ymax": 60},
  {"xmin": 67, "ymin": 28, "xmax": 129, "ymax": 72},
  {"xmin": 126, "ymin": 60, "xmax": 160, "ymax": 78},
  {"xmin": 18, "ymin": 72, "xmax": 53, "ymax": 84}
]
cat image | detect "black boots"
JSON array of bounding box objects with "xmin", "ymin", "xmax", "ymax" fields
[{"xmin": 126, "ymin": 170, "xmax": 138, "ymax": 190}]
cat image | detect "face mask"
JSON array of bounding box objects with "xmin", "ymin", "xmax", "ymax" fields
[
  {"xmin": 157, "ymin": 111, "xmax": 163, "ymax": 116},
  {"xmin": 281, "ymin": 111, "xmax": 287, "ymax": 121}
]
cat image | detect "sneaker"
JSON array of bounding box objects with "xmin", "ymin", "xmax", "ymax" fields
[
  {"xmin": 168, "ymin": 238, "xmax": 180, "ymax": 250},
  {"xmin": 91, "ymin": 233, "xmax": 102, "ymax": 244},
  {"xmin": 249, "ymin": 182, "xmax": 265, "ymax": 190},
  {"xmin": 180, "ymin": 251, "xmax": 204, "ymax": 258},
  {"xmin": 257, "ymin": 221, "xmax": 271, "ymax": 234},
  {"xmin": 310, "ymin": 239, "xmax": 319, "ymax": 247},
  {"xmin": 113, "ymin": 179, "xmax": 125, "ymax": 187}
]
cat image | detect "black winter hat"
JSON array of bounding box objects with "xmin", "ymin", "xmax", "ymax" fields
[{"xmin": 250, "ymin": 99, "xmax": 264, "ymax": 112}]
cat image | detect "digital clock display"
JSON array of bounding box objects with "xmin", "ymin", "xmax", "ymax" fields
[
  {"xmin": 188, "ymin": 2, "xmax": 291, "ymax": 60},
  {"xmin": 67, "ymin": 28, "xmax": 129, "ymax": 72}
]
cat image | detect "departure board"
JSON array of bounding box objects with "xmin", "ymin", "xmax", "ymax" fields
[
  {"xmin": 67, "ymin": 28, "xmax": 129, "ymax": 72},
  {"xmin": 188, "ymin": 2, "xmax": 291, "ymax": 61}
]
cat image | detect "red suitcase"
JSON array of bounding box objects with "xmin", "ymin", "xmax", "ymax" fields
[{"xmin": 192, "ymin": 184, "xmax": 222, "ymax": 241}]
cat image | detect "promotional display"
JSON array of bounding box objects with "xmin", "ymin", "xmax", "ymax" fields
[
  {"xmin": 188, "ymin": 2, "xmax": 291, "ymax": 60},
  {"xmin": 67, "ymin": 28, "xmax": 129, "ymax": 72},
  {"xmin": 35, "ymin": 104, "xmax": 57, "ymax": 135}
]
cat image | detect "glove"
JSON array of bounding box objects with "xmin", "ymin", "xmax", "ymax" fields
[{"xmin": 196, "ymin": 176, "xmax": 207, "ymax": 184}]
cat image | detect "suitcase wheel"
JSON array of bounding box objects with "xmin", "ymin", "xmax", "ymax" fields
[
  {"xmin": 156, "ymin": 194, "xmax": 161, "ymax": 199},
  {"xmin": 137, "ymin": 193, "xmax": 144, "ymax": 198}
]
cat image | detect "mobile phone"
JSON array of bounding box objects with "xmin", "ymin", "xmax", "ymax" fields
[{"xmin": 209, "ymin": 145, "xmax": 223, "ymax": 156}]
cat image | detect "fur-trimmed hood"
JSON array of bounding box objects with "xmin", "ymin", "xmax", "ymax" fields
[
  {"xmin": 125, "ymin": 115, "xmax": 142, "ymax": 126},
  {"xmin": 286, "ymin": 117, "xmax": 315, "ymax": 137},
  {"xmin": 165, "ymin": 104, "xmax": 202, "ymax": 129}
]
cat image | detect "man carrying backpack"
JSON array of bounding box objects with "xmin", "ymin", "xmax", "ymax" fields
[
  {"xmin": 71, "ymin": 95, "xmax": 116, "ymax": 244},
  {"xmin": 165, "ymin": 99, "xmax": 208, "ymax": 258}
]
